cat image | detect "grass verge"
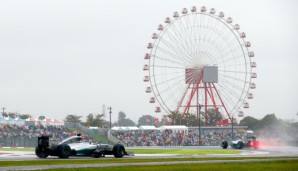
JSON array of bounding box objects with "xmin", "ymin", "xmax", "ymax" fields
[
  {"xmin": 16, "ymin": 160, "xmax": 298, "ymax": 171},
  {"xmin": 0, "ymin": 148, "xmax": 34, "ymax": 152},
  {"xmin": 0, "ymin": 157, "xmax": 298, "ymax": 167}
]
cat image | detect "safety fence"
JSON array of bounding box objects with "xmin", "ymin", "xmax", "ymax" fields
[{"xmin": 0, "ymin": 136, "xmax": 38, "ymax": 147}]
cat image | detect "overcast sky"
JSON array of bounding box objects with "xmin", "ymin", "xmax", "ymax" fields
[{"xmin": 0, "ymin": 0, "xmax": 297, "ymax": 123}]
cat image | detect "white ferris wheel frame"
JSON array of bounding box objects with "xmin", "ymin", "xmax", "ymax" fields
[{"xmin": 143, "ymin": 6, "xmax": 256, "ymax": 124}]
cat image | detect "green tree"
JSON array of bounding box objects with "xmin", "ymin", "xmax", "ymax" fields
[
  {"xmin": 239, "ymin": 116, "xmax": 260, "ymax": 130},
  {"xmin": 166, "ymin": 111, "xmax": 201, "ymax": 126},
  {"xmin": 182, "ymin": 113, "xmax": 200, "ymax": 126},
  {"xmin": 292, "ymin": 122, "xmax": 298, "ymax": 128},
  {"xmin": 19, "ymin": 114, "xmax": 31, "ymax": 119},
  {"xmin": 38, "ymin": 115, "xmax": 46, "ymax": 120},
  {"xmin": 167, "ymin": 109, "xmax": 221, "ymax": 126},
  {"xmin": 118, "ymin": 111, "xmax": 126, "ymax": 121},
  {"xmin": 260, "ymin": 113, "xmax": 278, "ymax": 129},
  {"xmin": 112, "ymin": 111, "xmax": 136, "ymax": 127},
  {"xmin": 85, "ymin": 113, "xmax": 106, "ymax": 127},
  {"xmin": 118, "ymin": 118, "xmax": 135, "ymax": 126},
  {"xmin": 201, "ymin": 108, "xmax": 223, "ymax": 126},
  {"xmin": 85, "ymin": 113, "xmax": 94, "ymax": 125},
  {"xmin": 138, "ymin": 115, "xmax": 156, "ymax": 126},
  {"xmin": 7, "ymin": 112, "xmax": 19, "ymax": 119},
  {"xmin": 65, "ymin": 114, "xmax": 82, "ymax": 123},
  {"xmin": 168, "ymin": 111, "xmax": 185, "ymax": 125}
]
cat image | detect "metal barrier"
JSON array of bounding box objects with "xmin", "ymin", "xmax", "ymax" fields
[{"xmin": 0, "ymin": 136, "xmax": 38, "ymax": 147}]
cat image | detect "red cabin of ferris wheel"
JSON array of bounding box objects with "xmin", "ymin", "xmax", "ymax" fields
[
  {"xmin": 149, "ymin": 97, "xmax": 155, "ymax": 103},
  {"xmin": 247, "ymin": 92, "xmax": 254, "ymax": 99},
  {"xmin": 249, "ymin": 51, "xmax": 255, "ymax": 57},
  {"xmin": 143, "ymin": 76, "xmax": 149, "ymax": 82},
  {"xmin": 218, "ymin": 12, "xmax": 225, "ymax": 18},
  {"xmin": 240, "ymin": 32, "xmax": 246, "ymax": 38},
  {"xmin": 209, "ymin": 8, "xmax": 216, "ymax": 15},
  {"xmin": 250, "ymin": 83, "xmax": 256, "ymax": 89},
  {"xmin": 164, "ymin": 17, "xmax": 171, "ymax": 23},
  {"xmin": 173, "ymin": 12, "xmax": 179, "ymax": 18},
  {"xmin": 234, "ymin": 24, "xmax": 240, "ymax": 30},
  {"xmin": 243, "ymin": 102, "xmax": 250, "ymax": 108},
  {"xmin": 191, "ymin": 6, "xmax": 197, "ymax": 13},
  {"xmin": 245, "ymin": 41, "xmax": 251, "ymax": 47},
  {"xmin": 145, "ymin": 87, "xmax": 152, "ymax": 93},
  {"xmin": 157, "ymin": 24, "xmax": 164, "ymax": 31},
  {"xmin": 227, "ymin": 17, "xmax": 233, "ymax": 23},
  {"xmin": 251, "ymin": 62, "xmax": 257, "ymax": 67},
  {"xmin": 238, "ymin": 111, "xmax": 244, "ymax": 117},
  {"xmin": 147, "ymin": 43, "xmax": 153, "ymax": 49},
  {"xmin": 144, "ymin": 53, "xmax": 150, "ymax": 59},
  {"xmin": 251, "ymin": 72, "xmax": 257, "ymax": 78},
  {"xmin": 143, "ymin": 64, "xmax": 149, "ymax": 71},
  {"xmin": 155, "ymin": 107, "xmax": 161, "ymax": 113},
  {"xmin": 152, "ymin": 33, "xmax": 158, "ymax": 39},
  {"xmin": 182, "ymin": 8, "xmax": 188, "ymax": 14},
  {"xmin": 200, "ymin": 6, "xmax": 207, "ymax": 12}
]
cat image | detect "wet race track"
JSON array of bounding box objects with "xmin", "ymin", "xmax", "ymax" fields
[
  {"xmin": 1, "ymin": 146, "xmax": 298, "ymax": 161},
  {"xmin": 1, "ymin": 146, "xmax": 298, "ymax": 171}
]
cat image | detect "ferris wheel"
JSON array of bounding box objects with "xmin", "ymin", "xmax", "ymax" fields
[{"xmin": 143, "ymin": 6, "xmax": 256, "ymax": 125}]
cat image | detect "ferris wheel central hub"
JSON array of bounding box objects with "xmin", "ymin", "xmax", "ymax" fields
[{"xmin": 185, "ymin": 66, "xmax": 218, "ymax": 84}]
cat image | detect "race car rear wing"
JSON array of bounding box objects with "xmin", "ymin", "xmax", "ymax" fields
[{"xmin": 38, "ymin": 135, "xmax": 60, "ymax": 149}]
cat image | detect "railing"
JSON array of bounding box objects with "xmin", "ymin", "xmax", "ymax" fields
[{"xmin": 0, "ymin": 136, "xmax": 37, "ymax": 147}]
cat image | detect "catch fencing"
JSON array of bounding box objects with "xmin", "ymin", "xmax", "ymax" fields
[{"xmin": 0, "ymin": 136, "xmax": 38, "ymax": 147}]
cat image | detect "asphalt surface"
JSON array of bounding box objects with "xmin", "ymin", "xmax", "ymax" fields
[{"xmin": 0, "ymin": 146, "xmax": 298, "ymax": 170}]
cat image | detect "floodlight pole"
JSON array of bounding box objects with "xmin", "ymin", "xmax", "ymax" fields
[
  {"xmin": 232, "ymin": 116, "xmax": 234, "ymax": 140},
  {"xmin": 108, "ymin": 106, "xmax": 112, "ymax": 129},
  {"xmin": 198, "ymin": 104, "xmax": 202, "ymax": 146},
  {"xmin": 1, "ymin": 107, "xmax": 5, "ymax": 117}
]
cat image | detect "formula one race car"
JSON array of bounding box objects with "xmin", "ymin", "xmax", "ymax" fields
[
  {"xmin": 221, "ymin": 130, "xmax": 260, "ymax": 149},
  {"xmin": 35, "ymin": 134, "xmax": 132, "ymax": 158}
]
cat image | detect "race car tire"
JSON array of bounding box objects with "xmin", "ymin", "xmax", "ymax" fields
[
  {"xmin": 237, "ymin": 141, "xmax": 244, "ymax": 149},
  {"xmin": 58, "ymin": 144, "xmax": 71, "ymax": 158},
  {"xmin": 113, "ymin": 144, "xmax": 125, "ymax": 158},
  {"xmin": 35, "ymin": 147, "xmax": 49, "ymax": 158},
  {"xmin": 221, "ymin": 141, "xmax": 228, "ymax": 149}
]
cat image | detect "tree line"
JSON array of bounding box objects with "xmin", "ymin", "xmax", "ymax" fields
[
  {"xmin": 65, "ymin": 111, "xmax": 298, "ymax": 131},
  {"xmin": 3, "ymin": 110, "xmax": 297, "ymax": 132},
  {"xmin": 64, "ymin": 112, "xmax": 158, "ymax": 128}
]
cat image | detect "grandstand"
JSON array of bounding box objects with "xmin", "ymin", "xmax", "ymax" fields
[
  {"xmin": 109, "ymin": 125, "xmax": 248, "ymax": 147},
  {"xmin": 2, "ymin": 116, "xmax": 296, "ymax": 147},
  {"xmin": 0, "ymin": 117, "xmax": 109, "ymax": 147},
  {"xmin": 0, "ymin": 116, "xmax": 250, "ymax": 147}
]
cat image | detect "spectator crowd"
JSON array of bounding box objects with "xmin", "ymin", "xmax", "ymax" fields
[
  {"xmin": 0, "ymin": 123, "xmax": 68, "ymax": 147},
  {"xmin": 111, "ymin": 129, "xmax": 233, "ymax": 147}
]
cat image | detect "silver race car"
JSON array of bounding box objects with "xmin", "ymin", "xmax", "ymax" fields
[
  {"xmin": 35, "ymin": 134, "xmax": 132, "ymax": 158},
  {"xmin": 221, "ymin": 130, "xmax": 260, "ymax": 149}
]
